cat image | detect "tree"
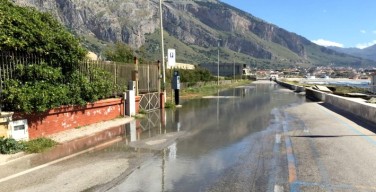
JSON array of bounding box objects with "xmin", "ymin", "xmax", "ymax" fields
[
  {"xmin": 104, "ymin": 42, "xmax": 134, "ymax": 63},
  {"xmin": 0, "ymin": 1, "xmax": 118, "ymax": 113},
  {"xmin": 0, "ymin": 0, "xmax": 87, "ymax": 73}
]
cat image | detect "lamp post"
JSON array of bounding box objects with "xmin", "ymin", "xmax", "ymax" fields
[
  {"xmin": 233, "ymin": 54, "xmax": 236, "ymax": 81},
  {"xmin": 159, "ymin": 0, "xmax": 166, "ymax": 102},
  {"xmin": 217, "ymin": 39, "xmax": 220, "ymax": 86}
]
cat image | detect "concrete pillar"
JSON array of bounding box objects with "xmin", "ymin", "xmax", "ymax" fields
[
  {"xmin": 126, "ymin": 90, "xmax": 136, "ymax": 116},
  {"xmin": 0, "ymin": 112, "xmax": 14, "ymax": 138}
]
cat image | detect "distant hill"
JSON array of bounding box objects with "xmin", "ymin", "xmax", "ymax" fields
[
  {"xmin": 328, "ymin": 44, "xmax": 376, "ymax": 62},
  {"xmin": 11, "ymin": 0, "xmax": 376, "ymax": 68}
]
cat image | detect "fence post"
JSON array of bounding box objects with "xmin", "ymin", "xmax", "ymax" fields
[
  {"xmin": 147, "ymin": 64, "xmax": 150, "ymax": 93},
  {"xmin": 157, "ymin": 60, "xmax": 161, "ymax": 95},
  {"xmin": 0, "ymin": 63, "xmax": 2, "ymax": 113},
  {"xmin": 133, "ymin": 57, "xmax": 139, "ymax": 96}
]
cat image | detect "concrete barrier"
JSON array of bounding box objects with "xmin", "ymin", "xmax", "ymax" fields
[
  {"xmin": 277, "ymin": 80, "xmax": 376, "ymax": 124},
  {"xmin": 276, "ymin": 80, "xmax": 305, "ymax": 92},
  {"xmin": 305, "ymin": 88, "xmax": 326, "ymax": 101},
  {"xmin": 306, "ymin": 88, "xmax": 376, "ymax": 124}
]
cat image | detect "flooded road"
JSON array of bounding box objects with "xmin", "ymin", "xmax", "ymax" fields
[
  {"xmin": 0, "ymin": 81, "xmax": 306, "ymax": 192},
  {"xmin": 3, "ymin": 81, "xmax": 376, "ymax": 192},
  {"xmin": 106, "ymin": 82, "xmax": 305, "ymax": 191}
]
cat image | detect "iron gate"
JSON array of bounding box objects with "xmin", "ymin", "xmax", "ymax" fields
[{"xmin": 139, "ymin": 92, "xmax": 160, "ymax": 111}]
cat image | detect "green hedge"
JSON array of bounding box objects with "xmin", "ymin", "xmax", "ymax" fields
[{"xmin": 2, "ymin": 64, "xmax": 117, "ymax": 113}]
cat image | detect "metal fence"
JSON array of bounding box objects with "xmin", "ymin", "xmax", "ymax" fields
[
  {"xmin": 77, "ymin": 60, "xmax": 159, "ymax": 93},
  {"xmin": 0, "ymin": 52, "xmax": 160, "ymax": 94},
  {"xmin": 0, "ymin": 52, "xmax": 45, "ymax": 87}
]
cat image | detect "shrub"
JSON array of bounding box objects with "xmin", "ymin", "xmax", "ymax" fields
[
  {"xmin": 24, "ymin": 137, "xmax": 57, "ymax": 153},
  {"xmin": 0, "ymin": 137, "xmax": 25, "ymax": 154},
  {"xmin": 0, "ymin": 1, "xmax": 86, "ymax": 73},
  {"xmin": 164, "ymin": 101, "xmax": 176, "ymax": 109},
  {"xmin": 166, "ymin": 68, "xmax": 215, "ymax": 83},
  {"xmin": 2, "ymin": 64, "xmax": 117, "ymax": 113}
]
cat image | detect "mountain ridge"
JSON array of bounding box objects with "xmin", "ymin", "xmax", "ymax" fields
[
  {"xmin": 11, "ymin": 0, "xmax": 376, "ymax": 68},
  {"xmin": 328, "ymin": 44, "xmax": 376, "ymax": 62}
]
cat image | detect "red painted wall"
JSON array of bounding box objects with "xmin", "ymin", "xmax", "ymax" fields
[{"xmin": 13, "ymin": 98, "xmax": 125, "ymax": 139}]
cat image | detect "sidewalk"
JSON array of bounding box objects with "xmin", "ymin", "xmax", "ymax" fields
[
  {"xmin": 0, "ymin": 116, "xmax": 134, "ymax": 165},
  {"xmin": 284, "ymin": 102, "xmax": 376, "ymax": 191}
]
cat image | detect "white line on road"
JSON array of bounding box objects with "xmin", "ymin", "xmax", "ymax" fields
[
  {"xmin": 274, "ymin": 185, "xmax": 284, "ymax": 192},
  {"xmin": 275, "ymin": 134, "xmax": 281, "ymax": 144},
  {"xmin": 0, "ymin": 137, "xmax": 122, "ymax": 184}
]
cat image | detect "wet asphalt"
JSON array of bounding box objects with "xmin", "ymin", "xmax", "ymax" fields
[{"xmin": 2, "ymin": 81, "xmax": 376, "ymax": 191}]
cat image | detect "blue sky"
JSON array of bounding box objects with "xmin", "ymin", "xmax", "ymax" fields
[{"xmin": 220, "ymin": 0, "xmax": 376, "ymax": 49}]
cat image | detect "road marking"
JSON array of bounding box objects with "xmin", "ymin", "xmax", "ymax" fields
[
  {"xmin": 292, "ymin": 180, "xmax": 376, "ymax": 191},
  {"xmin": 274, "ymin": 185, "xmax": 284, "ymax": 192},
  {"xmin": 275, "ymin": 134, "xmax": 281, "ymax": 144},
  {"xmin": 282, "ymin": 120, "xmax": 300, "ymax": 192},
  {"xmin": 0, "ymin": 137, "xmax": 122, "ymax": 183}
]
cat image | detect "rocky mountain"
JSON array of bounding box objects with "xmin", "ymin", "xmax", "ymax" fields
[
  {"xmin": 11, "ymin": 0, "xmax": 376, "ymax": 68},
  {"xmin": 328, "ymin": 45, "xmax": 376, "ymax": 62}
]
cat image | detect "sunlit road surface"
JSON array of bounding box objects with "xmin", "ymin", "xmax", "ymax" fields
[
  {"xmin": 284, "ymin": 102, "xmax": 376, "ymax": 192},
  {"xmin": 1, "ymin": 81, "xmax": 376, "ymax": 191}
]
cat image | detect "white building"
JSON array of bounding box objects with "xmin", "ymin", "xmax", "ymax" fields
[{"xmin": 167, "ymin": 63, "xmax": 195, "ymax": 70}]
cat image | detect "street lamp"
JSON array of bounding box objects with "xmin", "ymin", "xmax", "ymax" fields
[
  {"xmin": 234, "ymin": 55, "xmax": 236, "ymax": 81},
  {"xmin": 159, "ymin": 0, "xmax": 166, "ymax": 102},
  {"xmin": 217, "ymin": 39, "xmax": 221, "ymax": 86}
]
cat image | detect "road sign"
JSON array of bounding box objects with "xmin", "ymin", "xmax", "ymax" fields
[{"xmin": 167, "ymin": 49, "xmax": 176, "ymax": 67}]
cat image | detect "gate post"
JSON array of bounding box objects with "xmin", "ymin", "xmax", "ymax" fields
[
  {"xmin": 126, "ymin": 81, "xmax": 136, "ymax": 116},
  {"xmin": 160, "ymin": 92, "xmax": 165, "ymax": 109},
  {"xmin": 132, "ymin": 57, "xmax": 139, "ymax": 96}
]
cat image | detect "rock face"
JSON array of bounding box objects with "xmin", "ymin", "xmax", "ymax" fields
[
  {"xmin": 11, "ymin": 0, "xmax": 375, "ymax": 67},
  {"xmin": 12, "ymin": 0, "xmax": 302, "ymax": 51}
]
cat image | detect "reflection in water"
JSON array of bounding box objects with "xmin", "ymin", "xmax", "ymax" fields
[
  {"xmin": 108, "ymin": 83, "xmax": 305, "ymax": 192},
  {"xmin": 0, "ymin": 125, "xmax": 129, "ymax": 178}
]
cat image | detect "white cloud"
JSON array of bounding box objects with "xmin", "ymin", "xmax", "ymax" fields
[
  {"xmin": 356, "ymin": 40, "xmax": 376, "ymax": 49},
  {"xmin": 312, "ymin": 39, "xmax": 344, "ymax": 47},
  {"xmin": 373, "ymin": 30, "xmax": 376, "ymax": 34},
  {"xmin": 361, "ymin": 30, "xmax": 367, "ymax": 34}
]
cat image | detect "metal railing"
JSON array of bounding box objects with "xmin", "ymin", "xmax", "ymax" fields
[
  {"xmin": 0, "ymin": 51, "xmax": 161, "ymax": 112},
  {"xmin": 78, "ymin": 60, "xmax": 159, "ymax": 93}
]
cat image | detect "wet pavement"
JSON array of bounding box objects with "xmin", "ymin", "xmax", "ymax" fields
[
  {"xmin": 2, "ymin": 81, "xmax": 376, "ymax": 191},
  {"xmin": 105, "ymin": 82, "xmax": 306, "ymax": 191},
  {"xmin": 0, "ymin": 81, "xmax": 308, "ymax": 191}
]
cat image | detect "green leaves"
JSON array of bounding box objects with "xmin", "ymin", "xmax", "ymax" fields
[
  {"xmin": 0, "ymin": 1, "xmax": 117, "ymax": 114},
  {"xmin": 23, "ymin": 137, "xmax": 57, "ymax": 153},
  {"xmin": 104, "ymin": 42, "xmax": 134, "ymax": 63},
  {"xmin": 0, "ymin": 1, "xmax": 86, "ymax": 71},
  {"xmin": 0, "ymin": 137, "xmax": 24, "ymax": 154},
  {"xmin": 2, "ymin": 65, "xmax": 116, "ymax": 114}
]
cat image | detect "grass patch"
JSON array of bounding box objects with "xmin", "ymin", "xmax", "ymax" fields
[
  {"xmin": 138, "ymin": 109, "xmax": 147, "ymax": 114},
  {"xmin": 23, "ymin": 137, "xmax": 58, "ymax": 153},
  {"xmin": 330, "ymin": 86, "xmax": 368, "ymax": 95},
  {"xmin": 179, "ymin": 80, "xmax": 251, "ymax": 99},
  {"xmin": 164, "ymin": 101, "xmax": 176, "ymax": 109}
]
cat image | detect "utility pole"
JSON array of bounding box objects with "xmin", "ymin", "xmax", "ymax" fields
[
  {"xmin": 217, "ymin": 39, "xmax": 220, "ymax": 86},
  {"xmin": 233, "ymin": 57, "xmax": 235, "ymax": 81},
  {"xmin": 159, "ymin": 0, "xmax": 166, "ymax": 102}
]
